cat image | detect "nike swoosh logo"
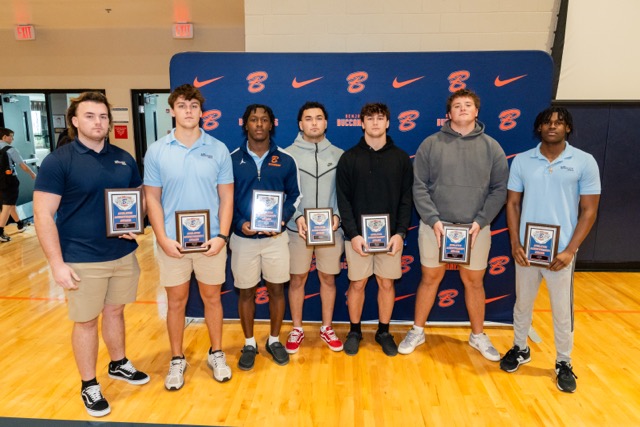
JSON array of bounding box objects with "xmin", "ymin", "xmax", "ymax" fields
[
  {"xmin": 292, "ymin": 77, "xmax": 323, "ymax": 88},
  {"xmin": 392, "ymin": 76, "xmax": 425, "ymax": 88},
  {"xmin": 494, "ymin": 74, "xmax": 527, "ymax": 87},
  {"xmin": 486, "ymin": 294, "xmax": 510, "ymax": 304},
  {"xmin": 490, "ymin": 228, "xmax": 508, "ymax": 236},
  {"xmin": 193, "ymin": 76, "xmax": 224, "ymax": 88},
  {"xmin": 304, "ymin": 292, "xmax": 320, "ymax": 300},
  {"xmin": 394, "ymin": 293, "xmax": 416, "ymax": 302}
]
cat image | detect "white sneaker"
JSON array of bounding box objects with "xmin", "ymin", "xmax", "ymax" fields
[
  {"xmin": 207, "ymin": 350, "xmax": 232, "ymax": 382},
  {"xmin": 398, "ymin": 327, "xmax": 426, "ymax": 355},
  {"xmin": 165, "ymin": 358, "xmax": 187, "ymax": 390},
  {"xmin": 469, "ymin": 333, "xmax": 500, "ymax": 361}
]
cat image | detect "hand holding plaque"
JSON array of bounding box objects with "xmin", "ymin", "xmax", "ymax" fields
[
  {"xmin": 105, "ymin": 188, "xmax": 143, "ymax": 237},
  {"xmin": 251, "ymin": 190, "xmax": 284, "ymax": 233},
  {"xmin": 361, "ymin": 214, "xmax": 390, "ymax": 253},
  {"xmin": 439, "ymin": 223, "xmax": 471, "ymax": 265},
  {"xmin": 305, "ymin": 208, "xmax": 335, "ymax": 246},
  {"xmin": 524, "ymin": 223, "xmax": 560, "ymax": 267},
  {"xmin": 175, "ymin": 210, "xmax": 210, "ymax": 253}
]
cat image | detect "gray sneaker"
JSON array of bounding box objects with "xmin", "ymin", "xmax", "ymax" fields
[
  {"xmin": 207, "ymin": 350, "xmax": 232, "ymax": 382},
  {"xmin": 398, "ymin": 327, "xmax": 426, "ymax": 355},
  {"xmin": 469, "ymin": 333, "xmax": 500, "ymax": 361},
  {"xmin": 164, "ymin": 357, "xmax": 187, "ymax": 391}
]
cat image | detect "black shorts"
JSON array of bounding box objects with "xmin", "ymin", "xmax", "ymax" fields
[{"xmin": 0, "ymin": 175, "xmax": 19, "ymax": 205}]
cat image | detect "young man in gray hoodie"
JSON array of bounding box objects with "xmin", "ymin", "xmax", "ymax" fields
[
  {"xmin": 284, "ymin": 102, "xmax": 345, "ymax": 354},
  {"xmin": 398, "ymin": 89, "xmax": 509, "ymax": 361}
]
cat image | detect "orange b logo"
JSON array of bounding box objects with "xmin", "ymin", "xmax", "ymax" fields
[
  {"xmin": 346, "ymin": 71, "xmax": 368, "ymax": 94},
  {"xmin": 247, "ymin": 71, "xmax": 268, "ymax": 93},
  {"xmin": 202, "ymin": 109, "xmax": 221, "ymax": 131},
  {"xmin": 448, "ymin": 70, "xmax": 470, "ymax": 92},
  {"xmin": 398, "ymin": 110, "xmax": 420, "ymax": 132},
  {"xmin": 499, "ymin": 109, "xmax": 521, "ymax": 131}
]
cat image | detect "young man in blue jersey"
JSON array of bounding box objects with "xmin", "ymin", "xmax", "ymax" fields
[
  {"xmin": 501, "ymin": 107, "xmax": 601, "ymax": 393},
  {"xmin": 230, "ymin": 104, "xmax": 301, "ymax": 370}
]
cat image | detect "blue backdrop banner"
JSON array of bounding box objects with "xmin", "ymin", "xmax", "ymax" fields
[{"xmin": 168, "ymin": 51, "xmax": 553, "ymax": 324}]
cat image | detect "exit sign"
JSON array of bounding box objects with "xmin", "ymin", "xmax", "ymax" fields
[
  {"xmin": 15, "ymin": 25, "xmax": 36, "ymax": 41},
  {"xmin": 172, "ymin": 23, "xmax": 193, "ymax": 39}
]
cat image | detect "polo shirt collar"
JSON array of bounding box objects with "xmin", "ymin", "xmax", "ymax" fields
[
  {"xmin": 165, "ymin": 128, "xmax": 209, "ymax": 148},
  {"xmin": 532, "ymin": 141, "xmax": 575, "ymax": 163},
  {"xmin": 71, "ymin": 138, "xmax": 110, "ymax": 155}
]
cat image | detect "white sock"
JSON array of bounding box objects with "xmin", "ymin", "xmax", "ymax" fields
[
  {"xmin": 412, "ymin": 325, "xmax": 424, "ymax": 334},
  {"xmin": 268, "ymin": 335, "xmax": 279, "ymax": 345},
  {"xmin": 294, "ymin": 326, "xmax": 304, "ymax": 332},
  {"xmin": 245, "ymin": 337, "xmax": 257, "ymax": 347}
]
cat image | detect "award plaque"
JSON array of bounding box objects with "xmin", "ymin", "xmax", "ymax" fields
[
  {"xmin": 524, "ymin": 222, "xmax": 560, "ymax": 267},
  {"xmin": 439, "ymin": 223, "xmax": 472, "ymax": 265},
  {"xmin": 361, "ymin": 214, "xmax": 390, "ymax": 253},
  {"xmin": 251, "ymin": 190, "xmax": 284, "ymax": 232},
  {"xmin": 175, "ymin": 210, "xmax": 210, "ymax": 253},
  {"xmin": 105, "ymin": 188, "xmax": 143, "ymax": 237},
  {"xmin": 305, "ymin": 208, "xmax": 335, "ymax": 246}
]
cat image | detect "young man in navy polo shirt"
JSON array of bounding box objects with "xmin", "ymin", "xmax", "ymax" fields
[
  {"xmin": 34, "ymin": 92, "xmax": 149, "ymax": 417},
  {"xmin": 501, "ymin": 107, "xmax": 601, "ymax": 393}
]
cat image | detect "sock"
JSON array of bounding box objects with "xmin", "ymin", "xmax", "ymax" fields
[
  {"xmin": 268, "ymin": 335, "xmax": 279, "ymax": 345},
  {"xmin": 350, "ymin": 322, "xmax": 361, "ymax": 335},
  {"xmin": 171, "ymin": 355, "xmax": 185, "ymax": 361},
  {"xmin": 110, "ymin": 357, "xmax": 127, "ymax": 367},
  {"xmin": 377, "ymin": 322, "xmax": 390, "ymax": 335},
  {"xmin": 81, "ymin": 378, "xmax": 98, "ymax": 389},
  {"xmin": 320, "ymin": 325, "xmax": 330, "ymax": 332},
  {"xmin": 209, "ymin": 347, "xmax": 223, "ymax": 355},
  {"xmin": 293, "ymin": 326, "xmax": 303, "ymax": 332},
  {"xmin": 412, "ymin": 325, "xmax": 425, "ymax": 334},
  {"xmin": 245, "ymin": 337, "xmax": 257, "ymax": 347}
]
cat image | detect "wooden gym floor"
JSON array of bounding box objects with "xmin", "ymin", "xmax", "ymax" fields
[{"xmin": 1, "ymin": 225, "xmax": 639, "ymax": 427}]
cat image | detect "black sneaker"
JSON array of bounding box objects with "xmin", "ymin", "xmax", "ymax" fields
[
  {"xmin": 17, "ymin": 220, "xmax": 26, "ymax": 232},
  {"xmin": 555, "ymin": 361, "xmax": 578, "ymax": 393},
  {"xmin": 108, "ymin": 359, "xmax": 150, "ymax": 385},
  {"xmin": 238, "ymin": 345, "xmax": 257, "ymax": 371},
  {"xmin": 0, "ymin": 233, "xmax": 10, "ymax": 243},
  {"xmin": 375, "ymin": 332, "xmax": 398, "ymax": 356},
  {"xmin": 343, "ymin": 331, "xmax": 363, "ymax": 356},
  {"xmin": 81, "ymin": 384, "xmax": 111, "ymax": 417},
  {"xmin": 500, "ymin": 345, "xmax": 531, "ymax": 373},
  {"xmin": 265, "ymin": 340, "xmax": 289, "ymax": 366}
]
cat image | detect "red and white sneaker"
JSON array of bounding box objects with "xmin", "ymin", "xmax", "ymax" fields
[
  {"xmin": 320, "ymin": 326, "xmax": 344, "ymax": 352},
  {"xmin": 286, "ymin": 328, "xmax": 304, "ymax": 354}
]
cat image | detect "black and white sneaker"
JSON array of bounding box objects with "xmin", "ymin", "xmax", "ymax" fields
[
  {"xmin": 81, "ymin": 384, "xmax": 111, "ymax": 417},
  {"xmin": 555, "ymin": 361, "xmax": 578, "ymax": 393},
  {"xmin": 500, "ymin": 345, "xmax": 531, "ymax": 373},
  {"xmin": 0, "ymin": 233, "xmax": 10, "ymax": 243},
  {"xmin": 108, "ymin": 359, "xmax": 150, "ymax": 385},
  {"xmin": 16, "ymin": 220, "xmax": 26, "ymax": 232}
]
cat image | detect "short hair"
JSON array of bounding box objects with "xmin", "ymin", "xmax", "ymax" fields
[
  {"xmin": 66, "ymin": 92, "xmax": 112, "ymax": 140},
  {"xmin": 242, "ymin": 104, "xmax": 276, "ymax": 135},
  {"xmin": 168, "ymin": 84, "xmax": 206, "ymax": 109},
  {"xmin": 297, "ymin": 101, "xmax": 328, "ymax": 122},
  {"xmin": 0, "ymin": 128, "xmax": 14, "ymax": 139},
  {"xmin": 360, "ymin": 102, "xmax": 390, "ymax": 121},
  {"xmin": 533, "ymin": 106, "xmax": 574, "ymax": 139},
  {"xmin": 446, "ymin": 89, "xmax": 481, "ymax": 113}
]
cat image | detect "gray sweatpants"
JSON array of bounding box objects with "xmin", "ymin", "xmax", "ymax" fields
[{"xmin": 513, "ymin": 260, "xmax": 575, "ymax": 363}]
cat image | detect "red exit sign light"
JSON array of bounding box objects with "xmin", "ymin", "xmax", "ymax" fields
[
  {"xmin": 172, "ymin": 23, "xmax": 193, "ymax": 39},
  {"xmin": 15, "ymin": 25, "xmax": 36, "ymax": 41}
]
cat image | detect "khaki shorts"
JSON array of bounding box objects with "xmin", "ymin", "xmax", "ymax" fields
[
  {"xmin": 287, "ymin": 229, "xmax": 344, "ymax": 275},
  {"xmin": 156, "ymin": 244, "xmax": 227, "ymax": 287},
  {"xmin": 66, "ymin": 252, "xmax": 140, "ymax": 322},
  {"xmin": 344, "ymin": 241, "xmax": 403, "ymax": 281},
  {"xmin": 418, "ymin": 222, "xmax": 491, "ymax": 271},
  {"xmin": 230, "ymin": 232, "xmax": 290, "ymax": 289}
]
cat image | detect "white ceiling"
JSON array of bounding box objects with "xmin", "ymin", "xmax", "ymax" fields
[{"xmin": 0, "ymin": 0, "xmax": 244, "ymax": 30}]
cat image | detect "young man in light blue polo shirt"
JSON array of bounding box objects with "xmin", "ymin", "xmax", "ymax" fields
[
  {"xmin": 501, "ymin": 107, "xmax": 601, "ymax": 393},
  {"xmin": 145, "ymin": 84, "xmax": 234, "ymax": 390}
]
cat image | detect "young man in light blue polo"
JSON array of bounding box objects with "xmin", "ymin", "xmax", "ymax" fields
[
  {"xmin": 145, "ymin": 84, "xmax": 234, "ymax": 390},
  {"xmin": 501, "ymin": 106, "xmax": 601, "ymax": 393}
]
